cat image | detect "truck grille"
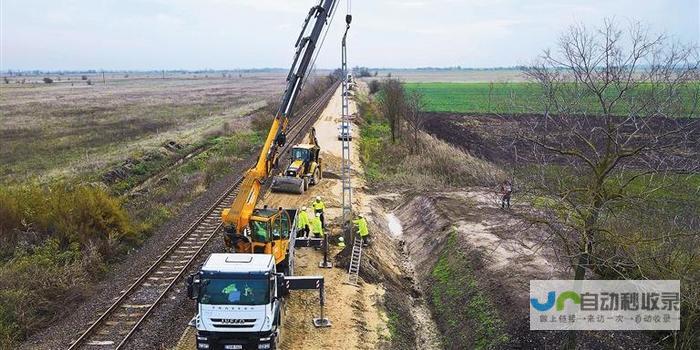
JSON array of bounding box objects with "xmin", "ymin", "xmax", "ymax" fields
[{"xmin": 210, "ymin": 318, "xmax": 257, "ymax": 328}]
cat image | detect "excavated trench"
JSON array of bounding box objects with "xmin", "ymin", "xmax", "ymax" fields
[
  {"xmin": 388, "ymin": 192, "xmax": 560, "ymax": 349},
  {"xmin": 381, "ymin": 191, "xmax": 660, "ymax": 349},
  {"xmin": 382, "ymin": 211, "xmax": 443, "ymax": 349}
]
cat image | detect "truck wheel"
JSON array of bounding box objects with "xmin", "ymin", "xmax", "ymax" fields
[{"xmin": 272, "ymin": 329, "xmax": 282, "ymax": 349}]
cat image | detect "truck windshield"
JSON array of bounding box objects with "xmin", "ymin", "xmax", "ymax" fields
[{"xmin": 199, "ymin": 278, "xmax": 270, "ymax": 305}]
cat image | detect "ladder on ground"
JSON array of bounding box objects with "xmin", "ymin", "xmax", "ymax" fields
[{"xmin": 347, "ymin": 237, "xmax": 363, "ymax": 285}]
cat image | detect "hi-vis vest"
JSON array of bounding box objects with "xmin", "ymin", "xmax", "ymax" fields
[
  {"xmin": 311, "ymin": 216, "xmax": 324, "ymax": 236},
  {"xmin": 297, "ymin": 211, "xmax": 310, "ymax": 228},
  {"xmin": 353, "ymin": 218, "xmax": 369, "ymax": 237},
  {"xmin": 312, "ymin": 201, "xmax": 325, "ymax": 211}
]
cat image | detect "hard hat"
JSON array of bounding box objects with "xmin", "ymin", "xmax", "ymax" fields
[
  {"xmin": 338, "ymin": 237, "xmax": 344, "ymax": 242},
  {"xmin": 358, "ymin": 213, "xmax": 364, "ymax": 218},
  {"xmin": 301, "ymin": 206, "xmax": 307, "ymax": 211},
  {"xmin": 316, "ymin": 196, "xmax": 321, "ymax": 201},
  {"xmin": 315, "ymin": 212, "xmax": 321, "ymax": 217}
]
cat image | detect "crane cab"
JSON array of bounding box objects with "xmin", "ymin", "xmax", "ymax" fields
[{"xmin": 230, "ymin": 208, "xmax": 297, "ymax": 268}]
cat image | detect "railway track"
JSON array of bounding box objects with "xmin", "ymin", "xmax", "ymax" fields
[{"xmin": 69, "ymin": 82, "xmax": 339, "ymax": 350}]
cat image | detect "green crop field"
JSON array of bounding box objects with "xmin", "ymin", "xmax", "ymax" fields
[
  {"xmin": 403, "ymin": 82, "xmax": 541, "ymax": 114},
  {"xmin": 404, "ymin": 82, "xmax": 700, "ymax": 115}
]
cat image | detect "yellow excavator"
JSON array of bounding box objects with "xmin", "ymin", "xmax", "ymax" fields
[
  {"xmin": 271, "ymin": 128, "xmax": 322, "ymax": 194},
  {"xmin": 221, "ymin": 0, "xmax": 338, "ymax": 267}
]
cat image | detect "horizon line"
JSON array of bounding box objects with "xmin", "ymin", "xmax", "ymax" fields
[{"xmin": 1, "ymin": 66, "xmax": 528, "ymax": 75}]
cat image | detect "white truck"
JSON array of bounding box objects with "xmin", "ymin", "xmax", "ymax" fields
[
  {"xmin": 187, "ymin": 253, "xmax": 327, "ymax": 350},
  {"xmin": 187, "ymin": 202, "xmax": 332, "ymax": 350},
  {"xmin": 338, "ymin": 122, "xmax": 352, "ymax": 141},
  {"xmin": 187, "ymin": 254, "xmax": 282, "ymax": 349}
]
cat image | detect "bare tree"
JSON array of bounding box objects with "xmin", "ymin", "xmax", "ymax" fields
[
  {"xmin": 404, "ymin": 90, "xmax": 427, "ymax": 153},
  {"xmin": 518, "ymin": 20, "xmax": 699, "ymax": 348},
  {"xmin": 377, "ymin": 78, "xmax": 405, "ymax": 143}
]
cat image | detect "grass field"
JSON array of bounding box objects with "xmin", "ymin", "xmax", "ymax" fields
[
  {"xmin": 0, "ymin": 72, "xmax": 285, "ymax": 346},
  {"xmin": 0, "ymin": 73, "xmax": 285, "ymax": 184},
  {"xmin": 369, "ymin": 69, "xmax": 526, "ymax": 83},
  {"xmin": 405, "ymin": 82, "xmax": 700, "ymax": 115},
  {"xmin": 404, "ymin": 82, "xmax": 540, "ymax": 114}
]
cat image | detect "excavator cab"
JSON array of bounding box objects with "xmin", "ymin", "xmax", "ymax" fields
[
  {"xmin": 229, "ymin": 208, "xmax": 293, "ymax": 267},
  {"xmin": 271, "ymin": 128, "xmax": 322, "ymax": 194},
  {"xmin": 291, "ymin": 147, "xmax": 313, "ymax": 164}
]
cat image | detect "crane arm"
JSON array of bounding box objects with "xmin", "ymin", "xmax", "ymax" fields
[{"xmin": 222, "ymin": 0, "xmax": 338, "ymax": 235}]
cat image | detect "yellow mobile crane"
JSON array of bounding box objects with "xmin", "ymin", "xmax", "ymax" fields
[{"xmin": 221, "ymin": 0, "xmax": 339, "ymax": 267}]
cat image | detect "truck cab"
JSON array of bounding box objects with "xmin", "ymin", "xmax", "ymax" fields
[{"xmin": 188, "ymin": 253, "xmax": 282, "ymax": 350}]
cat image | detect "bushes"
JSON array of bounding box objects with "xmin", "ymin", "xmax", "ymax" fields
[
  {"xmin": 0, "ymin": 183, "xmax": 138, "ymax": 260},
  {"xmin": 0, "ymin": 239, "xmax": 105, "ymax": 347},
  {"xmin": 0, "ymin": 183, "xmax": 132, "ymax": 347},
  {"xmin": 357, "ymin": 96, "xmax": 502, "ymax": 190},
  {"xmin": 251, "ymin": 113, "xmax": 274, "ymax": 136},
  {"xmin": 368, "ymin": 80, "xmax": 381, "ymax": 94},
  {"xmin": 0, "ymin": 184, "xmax": 135, "ymax": 346}
]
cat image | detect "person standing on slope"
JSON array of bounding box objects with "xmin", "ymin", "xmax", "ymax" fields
[
  {"xmin": 500, "ymin": 180, "xmax": 513, "ymax": 209},
  {"xmin": 312, "ymin": 196, "xmax": 326, "ymax": 229},
  {"xmin": 297, "ymin": 206, "xmax": 310, "ymax": 238},
  {"xmin": 353, "ymin": 214, "xmax": 370, "ymax": 246}
]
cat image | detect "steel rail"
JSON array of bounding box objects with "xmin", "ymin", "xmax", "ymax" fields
[{"xmin": 68, "ymin": 82, "xmax": 338, "ymax": 350}]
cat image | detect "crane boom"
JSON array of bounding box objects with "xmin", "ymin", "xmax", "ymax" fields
[{"xmin": 222, "ymin": 0, "xmax": 338, "ymax": 242}]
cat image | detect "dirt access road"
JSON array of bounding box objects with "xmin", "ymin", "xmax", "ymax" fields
[{"xmin": 175, "ymin": 85, "xmax": 399, "ymax": 349}]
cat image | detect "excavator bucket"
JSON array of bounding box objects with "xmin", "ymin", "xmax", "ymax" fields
[{"xmin": 271, "ymin": 175, "xmax": 305, "ymax": 194}]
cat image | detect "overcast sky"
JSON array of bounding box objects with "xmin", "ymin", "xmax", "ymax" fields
[{"xmin": 1, "ymin": 0, "xmax": 698, "ymax": 71}]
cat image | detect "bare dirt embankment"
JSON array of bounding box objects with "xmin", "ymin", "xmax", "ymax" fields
[
  {"xmin": 392, "ymin": 190, "xmax": 566, "ymax": 348},
  {"xmin": 382, "ymin": 189, "xmax": 659, "ymax": 349}
]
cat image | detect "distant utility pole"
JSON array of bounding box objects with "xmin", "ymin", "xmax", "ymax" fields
[
  {"xmin": 162, "ymin": 70, "xmax": 165, "ymax": 79},
  {"xmin": 102, "ymin": 70, "xmax": 105, "ymax": 84}
]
